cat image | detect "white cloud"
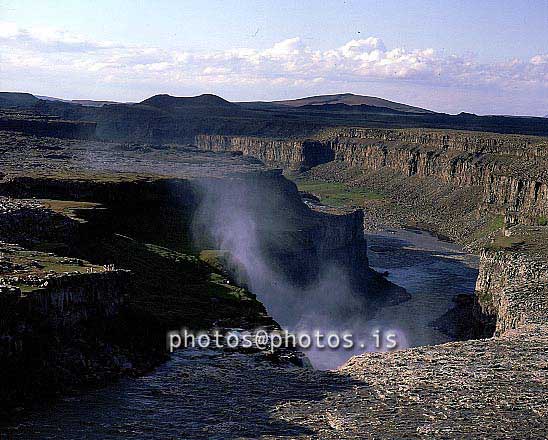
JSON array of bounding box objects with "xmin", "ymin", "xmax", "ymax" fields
[
  {"xmin": 0, "ymin": 22, "xmax": 19, "ymax": 39},
  {"xmin": 0, "ymin": 22, "xmax": 547, "ymax": 114},
  {"xmin": 0, "ymin": 21, "xmax": 118, "ymax": 52},
  {"xmin": 262, "ymin": 37, "xmax": 302, "ymax": 59}
]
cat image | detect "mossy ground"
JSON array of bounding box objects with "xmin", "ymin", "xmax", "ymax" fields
[
  {"xmin": 486, "ymin": 234, "xmax": 527, "ymax": 251},
  {"xmin": 290, "ymin": 177, "xmax": 384, "ymax": 207},
  {"xmin": 76, "ymin": 218, "xmax": 269, "ymax": 330},
  {"xmin": 0, "ymin": 242, "xmax": 103, "ymax": 293},
  {"xmin": 486, "ymin": 214, "xmax": 505, "ymax": 233},
  {"xmin": 34, "ymin": 199, "xmax": 102, "ymax": 222},
  {"xmin": 466, "ymin": 214, "xmax": 505, "ymax": 245}
]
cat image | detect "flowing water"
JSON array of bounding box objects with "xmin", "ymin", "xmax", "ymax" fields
[
  {"xmin": 298, "ymin": 228, "xmax": 478, "ymax": 369},
  {"xmin": 365, "ymin": 229, "xmax": 479, "ymax": 347},
  {"xmin": 8, "ymin": 228, "xmax": 479, "ymax": 438}
]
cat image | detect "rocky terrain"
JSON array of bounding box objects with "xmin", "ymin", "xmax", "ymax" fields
[
  {"xmin": 11, "ymin": 286, "xmax": 547, "ymax": 438},
  {"xmin": 197, "ymin": 128, "xmax": 548, "ymax": 245},
  {"xmin": 191, "ymin": 126, "xmax": 548, "ymax": 437},
  {"xmin": 0, "ymin": 98, "xmax": 546, "ymax": 438},
  {"xmin": 0, "ymin": 128, "xmax": 405, "ymax": 418}
]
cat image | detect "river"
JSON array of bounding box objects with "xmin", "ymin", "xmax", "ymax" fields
[
  {"xmin": 9, "ymin": 228, "xmax": 479, "ymax": 438},
  {"xmin": 298, "ymin": 228, "xmax": 478, "ymax": 369}
]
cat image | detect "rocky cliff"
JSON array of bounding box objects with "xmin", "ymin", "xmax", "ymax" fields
[
  {"xmin": 474, "ymin": 226, "xmax": 548, "ymax": 336},
  {"xmin": 0, "ymin": 130, "xmax": 407, "ymax": 416},
  {"xmin": 0, "ymin": 171, "xmax": 382, "ymax": 296},
  {"xmin": 0, "ymin": 233, "xmax": 146, "ymax": 415},
  {"xmin": 196, "ymin": 128, "xmax": 548, "ymax": 225},
  {"xmin": 190, "ymin": 171, "xmax": 380, "ymax": 292},
  {"xmin": 0, "ymin": 269, "xmax": 130, "ymax": 356},
  {"xmin": 196, "ymin": 128, "xmax": 548, "ymax": 352},
  {"xmin": 195, "ymin": 135, "xmax": 334, "ymax": 170}
]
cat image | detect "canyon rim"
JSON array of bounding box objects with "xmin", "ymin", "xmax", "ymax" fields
[{"xmin": 1, "ymin": 1, "xmax": 548, "ymax": 439}]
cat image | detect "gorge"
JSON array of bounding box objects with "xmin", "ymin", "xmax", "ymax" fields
[{"xmin": 0, "ymin": 93, "xmax": 546, "ymax": 438}]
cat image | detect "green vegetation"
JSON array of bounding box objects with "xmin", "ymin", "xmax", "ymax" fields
[
  {"xmin": 486, "ymin": 235, "xmax": 526, "ymax": 251},
  {"xmin": 292, "ymin": 178, "xmax": 383, "ymax": 207},
  {"xmin": 199, "ymin": 249, "xmax": 231, "ymax": 272},
  {"xmin": 81, "ymin": 234, "xmax": 266, "ymax": 329},
  {"xmin": 467, "ymin": 213, "xmax": 506, "ymax": 245},
  {"xmin": 0, "ymin": 244, "xmax": 100, "ymax": 277},
  {"xmin": 487, "ymin": 214, "xmax": 505, "ymax": 233},
  {"xmin": 37, "ymin": 199, "xmax": 102, "ymax": 222},
  {"xmin": 538, "ymin": 216, "xmax": 548, "ymax": 226},
  {"xmin": 0, "ymin": 243, "xmax": 103, "ymax": 294}
]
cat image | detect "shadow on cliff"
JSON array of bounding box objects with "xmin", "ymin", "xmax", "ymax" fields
[{"xmin": 190, "ymin": 174, "xmax": 408, "ymax": 370}]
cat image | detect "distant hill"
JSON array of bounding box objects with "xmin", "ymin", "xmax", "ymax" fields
[
  {"xmin": 297, "ymin": 103, "xmax": 416, "ymax": 115},
  {"xmin": 1, "ymin": 91, "xmax": 548, "ymax": 138},
  {"xmin": 71, "ymin": 99, "xmax": 121, "ymax": 107},
  {"xmin": 140, "ymin": 94, "xmax": 236, "ymax": 110},
  {"xmin": 135, "ymin": 94, "xmax": 248, "ymax": 122},
  {"xmin": 273, "ymin": 93, "xmax": 434, "ymax": 114},
  {"xmin": 0, "ymin": 92, "xmax": 40, "ymax": 108},
  {"xmin": 37, "ymin": 96, "xmax": 121, "ymax": 107}
]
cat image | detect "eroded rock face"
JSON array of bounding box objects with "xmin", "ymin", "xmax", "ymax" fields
[
  {"xmin": 0, "ymin": 238, "xmax": 138, "ymax": 413},
  {"xmin": 0, "ymin": 171, "xmax": 382, "ymax": 297},
  {"xmin": 196, "ymin": 128, "xmax": 548, "ymax": 223},
  {"xmin": 191, "ymin": 172, "xmax": 372, "ymax": 290},
  {"xmin": 194, "ymin": 135, "xmax": 324, "ymax": 170},
  {"xmin": 0, "ymin": 270, "xmax": 130, "ymax": 354},
  {"xmin": 475, "ymin": 233, "xmax": 548, "ymax": 336},
  {"xmin": 0, "ymin": 130, "xmax": 408, "ymax": 416}
]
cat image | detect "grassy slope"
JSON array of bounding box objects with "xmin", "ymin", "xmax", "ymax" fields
[
  {"xmin": 293, "ymin": 162, "xmax": 504, "ymax": 248},
  {"xmin": 291, "ymin": 177, "xmax": 384, "ymax": 207}
]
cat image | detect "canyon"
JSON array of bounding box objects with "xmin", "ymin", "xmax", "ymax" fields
[
  {"xmin": 192, "ymin": 125, "xmax": 548, "ymax": 437},
  {"xmin": 195, "ymin": 127, "xmax": 548, "ymax": 333},
  {"xmin": 196, "ymin": 128, "xmax": 548, "ymax": 228},
  {"xmin": 0, "ymin": 129, "xmax": 405, "ymax": 417},
  {"xmin": 0, "ymin": 93, "xmax": 546, "ymax": 438}
]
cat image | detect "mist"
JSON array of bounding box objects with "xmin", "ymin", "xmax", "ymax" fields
[{"xmin": 190, "ymin": 175, "xmax": 409, "ymax": 369}]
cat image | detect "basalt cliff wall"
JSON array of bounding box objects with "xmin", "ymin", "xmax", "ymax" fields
[
  {"xmin": 0, "ymin": 172, "xmax": 376, "ymax": 292},
  {"xmin": 196, "ymin": 128, "xmax": 548, "ymax": 224},
  {"xmin": 190, "ymin": 171, "xmax": 384, "ymax": 293},
  {"xmin": 0, "ymin": 259, "xmax": 143, "ymax": 413},
  {"xmin": 197, "ymin": 129, "xmax": 548, "ymax": 348},
  {"xmin": 195, "ymin": 135, "xmax": 334, "ymax": 170},
  {"xmin": 474, "ymin": 227, "xmax": 548, "ymax": 336},
  {"xmin": 0, "ymin": 270, "xmax": 130, "ymax": 356}
]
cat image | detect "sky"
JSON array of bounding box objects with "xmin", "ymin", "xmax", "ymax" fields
[{"xmin": 0, "ymin": 0, "xmax": 547, "ymax": 115}]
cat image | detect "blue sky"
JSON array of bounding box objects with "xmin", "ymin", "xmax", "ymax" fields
[{"xmin": 1, "ymin": 0, "xmax": 547, "ymax": 115}]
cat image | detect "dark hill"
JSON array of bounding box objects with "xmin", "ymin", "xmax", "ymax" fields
[
  {"xmin": 298, "ymin": 103, "xmax": 416, "ymax": 115},
  {"xmin": 141, "ymin": 94, "xmax": 236, "ymax": 110},
  {"xmin": 0, "ymin": 92, "xmax": 40, "ymax": 108},
  {"xmin": 274, "ymin": 93, "xmax": 434, "ymax": 114},
  {"xmin": 1, "ymin": 91, "xmax": 548, "ymax": 139}
]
